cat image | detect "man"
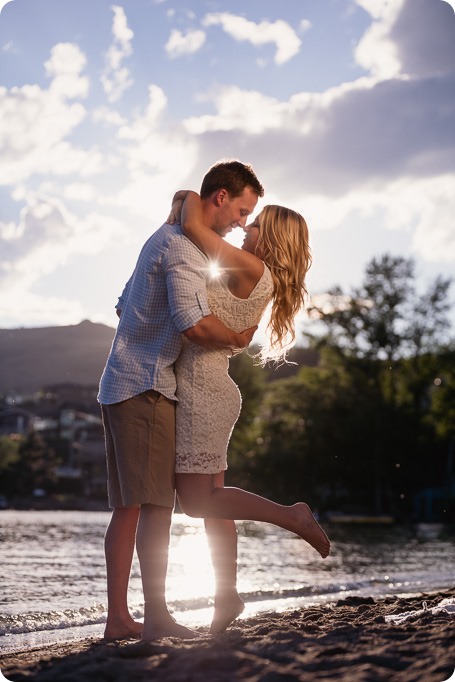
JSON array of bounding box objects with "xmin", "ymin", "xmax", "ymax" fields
[{"xmin": 98, "ymin": 159, "xmax": 264, "ymax": 640}]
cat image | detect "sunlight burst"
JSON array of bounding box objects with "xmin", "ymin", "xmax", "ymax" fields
[
  {"xmin": 169, "ymin": 517, "xmax": 214, "ymax": 601},
  {"xmin": 209, "ymin": 261, "xmax": 221, "ymax": 278}
]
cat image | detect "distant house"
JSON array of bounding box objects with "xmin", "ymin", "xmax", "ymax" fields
[
  {"xmin": 41, "ymin": 383, "xmax": 101, "ymax": 415},
  {"xmin": 71, "ymin": 436, "xmax": 108, "ymax": 498},
  {"xmin": 0, "ymin": 407, "xmax": 37, "ymax": 436},
  {"xmin": 34, "ymin": 407, "xmax": 103, "ymax": 442},
  {"xmin": 0, "ymin": 386, "xmax": 108, "ymax": 504}
]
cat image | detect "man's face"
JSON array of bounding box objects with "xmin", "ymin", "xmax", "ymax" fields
[{"xmin": 212, "ymin": 186, "xmax": 259, "ymax": 237}]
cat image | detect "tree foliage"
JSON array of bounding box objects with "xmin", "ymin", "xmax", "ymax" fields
[
  {"xmin": 307, "ymin": 255, "xmax": 452, "ymax": 361},
  {"xmin": 227, "ymin": 254, "xmax": 454, "ymax": 520},
  {"xmin": 1, "ymin": 432, "xmax": 61, "ymax": 498}
]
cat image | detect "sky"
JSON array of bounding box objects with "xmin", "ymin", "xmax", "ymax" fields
[{"xmin": 0, "ymin": 0, "xmax": 454, "ymax": 335}]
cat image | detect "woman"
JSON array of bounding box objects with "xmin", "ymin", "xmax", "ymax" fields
[{"xmin": 171, "ymin": 191, "xmax": 330, "ymax": 634}]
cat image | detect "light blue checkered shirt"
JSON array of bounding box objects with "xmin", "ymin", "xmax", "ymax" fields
[{"xmin": 98, "ymin": 222, "xmax": 211, "ymax": 404}]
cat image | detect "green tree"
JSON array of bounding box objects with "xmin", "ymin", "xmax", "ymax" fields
[
  {"xmin": 308, "ymin": 255, "xmax": 451, "ymax": 362},
  {"xmin": 8, "ymin": 432, "xmax": 61, "ymax": 497},
  {"xmin": 0, "ymin": 435, "xmax": 21, "ymax": 494},
  {"xmin": 250, "ymin": 347, "xmax": 385, "ymax": 510},
  {"xmin": 255, "ymin": 254, "xmax": 454, "ymax": 516}
]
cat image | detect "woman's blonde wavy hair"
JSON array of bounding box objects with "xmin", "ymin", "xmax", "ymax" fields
[{"xmin": 255, "ymin": 205, "xmax": 312, "ymax": 364}]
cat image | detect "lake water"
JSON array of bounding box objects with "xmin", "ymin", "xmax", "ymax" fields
[{"xmin": 1, "ymin": 510, "xmax": 454, "ymax": 654}]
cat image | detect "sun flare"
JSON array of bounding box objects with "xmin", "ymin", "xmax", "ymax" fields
[
  {"xmin": 209, "ymin": 261, "xmax": 221, "ymax": 278},
  {"xmin": 169, "ymin": 517, "xmax": 214, "ymax": 600}
]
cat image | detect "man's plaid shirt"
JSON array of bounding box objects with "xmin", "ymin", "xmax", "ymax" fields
[{"xmin": 98, "ymin": 222, "xmax": 211, "ymax": 404}]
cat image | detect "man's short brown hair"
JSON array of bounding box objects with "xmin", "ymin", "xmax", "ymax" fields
[{"xmin": 200, "ymin": 159, "xmax": 264, "ymax": 200}]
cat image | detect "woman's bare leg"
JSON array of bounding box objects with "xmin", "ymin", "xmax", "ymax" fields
[
  {"xmin": 104, "ymin": 506, "xmax": 142, "ymax": 639},
  {"xmin": 136, "ymin": 503, "xmax": 198, "ymax": 641},
  {"xmin": 177, "ymin": 474, "xmax": 330, "ymax": 559},
  {"xmin": 203, "ymin": 473, "xmax": 244, "ymax": 634}
]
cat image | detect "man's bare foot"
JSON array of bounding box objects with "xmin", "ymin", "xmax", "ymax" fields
[
  {"xmin": 210, "ymin": 593, "xmax": 245, "ymax": 635},
  {"xmin": 291, "ymin": 502, "xmax": 331, "ymax": 558},
  {"xmin": 142, "ymin": 616, "xmax": 200, "ymax": 641},
  {"xmin": 104, "ymin": 616, "xmax": 143, "ymax": 641}
]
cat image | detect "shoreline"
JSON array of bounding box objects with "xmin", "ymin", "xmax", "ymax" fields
[{"xmin": 1, "ymin": 589, "xmax": 454, "ymax": 681}]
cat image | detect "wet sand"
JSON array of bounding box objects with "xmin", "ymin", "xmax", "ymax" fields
[{"xmin": 1, "ymin": 589, "xmax": 454, "ymax": 681}]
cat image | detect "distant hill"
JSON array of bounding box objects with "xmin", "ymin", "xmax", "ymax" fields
[
  {"xmin": 0, "ymin": 321, "xmax": 319, "ymax": 397},
  {"xmin": 0, "ymin": 321, "xmax": 116, "ymax": 395}
]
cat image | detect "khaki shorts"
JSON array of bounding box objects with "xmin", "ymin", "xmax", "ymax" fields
[{"xmin": 101, "ymin": 389, "xmax": 176, "ymax": 509}]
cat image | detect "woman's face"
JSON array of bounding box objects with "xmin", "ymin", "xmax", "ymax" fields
[{"xmin": 241, "ymin": 213, "xmax": 261, "ymax": 254}]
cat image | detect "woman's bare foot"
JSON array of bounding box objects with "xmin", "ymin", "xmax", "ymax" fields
[
  {"xmin": 104, "ymin": 615, "xmax": 143, "ymax": 640},
  {"xmin": 291, "ymin": 502, "xmax": 331, "ymax": 558},
  {"xmin": 210, "ymin": 592, "xmax": 245, "ymax": 635}
]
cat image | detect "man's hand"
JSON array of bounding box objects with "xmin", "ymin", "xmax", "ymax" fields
[{"xmin": 233, "ymin": 325, "xmax": 258, "ymax": 351}]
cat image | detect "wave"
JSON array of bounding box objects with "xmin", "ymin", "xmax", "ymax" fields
[{"xmin": 0, "ymin": 576, "xmax": 417, "ymax": 637}]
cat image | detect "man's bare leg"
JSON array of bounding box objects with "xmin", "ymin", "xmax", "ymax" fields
[
  {"xmin": 104, "ymin": 506, "xmax": 142, "ymax": 639},
  {"xmin": 136, "ymin": 503, "xmax": 198, "ymax": 640},
  {"xmin": 204, "ymin": 517, "xmax": 245, "ymax": 634},
  {"xmin": 176, "ymin": 474, "xmax": 331, "ymax": 559}
]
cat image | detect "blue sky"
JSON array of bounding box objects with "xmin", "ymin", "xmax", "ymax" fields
[{"xmin": 0, "ymin": 0, "xmax": 454, "ymax": 334}]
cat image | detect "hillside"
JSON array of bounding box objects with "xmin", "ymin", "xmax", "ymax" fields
[
  {"xmin": 0, "ymin": 321, "xmax": 319, "ymax": 396},
  {"xmin": 0, "ymin": 320, "xmax": 115, "ymax": 395}
]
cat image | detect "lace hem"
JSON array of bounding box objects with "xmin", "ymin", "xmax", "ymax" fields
[{"xmin": 175, "ymin": 451, "xmax": 227, "ymax": 474}]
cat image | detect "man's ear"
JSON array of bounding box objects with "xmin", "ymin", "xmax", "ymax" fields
[{"xmin": 214, "ymin": 189, "xmax": 228, "ymax": 206}]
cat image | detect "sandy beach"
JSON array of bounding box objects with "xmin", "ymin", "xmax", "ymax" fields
[{"xmin": 1, "ymin": 589, "xmax": 454, "ymax": 681}]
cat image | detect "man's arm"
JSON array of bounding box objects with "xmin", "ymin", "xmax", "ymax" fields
[
  {"xmin": 164, "ymin": 234, "xmax": 255, "ymax": 352},
  {"xmin": 184, "ymin": 314, "xmax": 257, "ymax": 351}
]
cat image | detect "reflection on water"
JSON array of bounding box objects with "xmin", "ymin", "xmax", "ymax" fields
[{"xmin": 1, "ymin": 511, "xmax": 454, "ymax": 635}]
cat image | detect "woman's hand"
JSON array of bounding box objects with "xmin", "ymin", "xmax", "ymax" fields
[{"xmin": 167, "ymin": 190, "xmax": 190, "ymax": 224}]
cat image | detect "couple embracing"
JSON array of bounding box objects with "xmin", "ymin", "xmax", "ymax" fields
[{"xmin": 98, "ymin": 159, "xmax": 330, "ymax": 645}]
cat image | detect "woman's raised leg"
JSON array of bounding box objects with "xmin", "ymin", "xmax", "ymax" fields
[{"xmin": 177, "ymin": 474, "xmax": 330, "ymax": 559}]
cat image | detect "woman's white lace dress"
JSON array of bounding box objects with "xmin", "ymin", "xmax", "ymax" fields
[{"xmin": 175, "ymin": 265, "xmax": 273, "ymax": 474}]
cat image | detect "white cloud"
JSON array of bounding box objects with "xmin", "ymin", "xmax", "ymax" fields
[
  {"xmin": 117, "ymin": 84, "xmax": 167, "ymax": 140},
  {"xmin": 61, "ymin": 183, "xmax": 97, "ymax": 202},
  {"xmin": 165, "ymin": 28, "xmax": 206, "ymax": 58},
  {"xmin": 101, "ymin": 5, "xmax": 134, "ymax": 102},
  {"xmin": 355, "ymin": 0, "xmax": 455, "ymax": 79},
  {"xmin": 1, "ymin": 0, "xmax": 454, "ymax": 330},
  {"xmin": 401, "ymin": 174, "xmax": 455, "ymax": 262},
  {"xmin": 110, "ymin": 86, "xmax": 199, "ymax": 218},
  {"xmin": 0, "ymin": 86, "xmax": 88, "ymax": 186},
  {"xmin": 1, "ymin": 195, "xmax": 77, "ymax": 288},
  {"xmin": 184, "ymin": 86, "xmax": 286, "ymax": 134},
  {"xmin": 92, "ymin": 106, "xmax": 126, "ymax": 127},
  {"xmin": 0, "ymin": 193, "xmax": 128, "ymax": 291},
  {"xmin": 202, "ymin": 13, "xmax": 302, "ymax": 65},
  {"xmin": 0, "ymin": 287, "xmax": 88, "ymax": 328},
  {"xmin": 44, "ymin": 42, "xmax": 89, "ymax": 98},
  {"xmin": 354, "ymin": 0, "xmax": 404, "ymax": 78},
  {"xmin": 183, "ymin": 54, "xmax": 455, "ymax": 195},
  {"xmin": 0, "ymin": 42, "xmax": 97, "ymax": 186},
  {"xmin": 111, "ymin": 3, "xmax": 134, "ymax": 48}
]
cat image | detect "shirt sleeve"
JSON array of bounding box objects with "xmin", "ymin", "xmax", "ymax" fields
[
  {"xmin": 116, "ymin": 276, "xmax": 132, "ymax": 312},
  {"xmin": 162, "ymin": 234, "xmax": 211, "ymax": 331}
]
